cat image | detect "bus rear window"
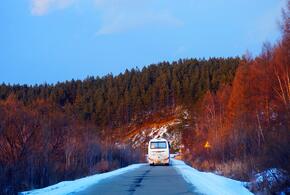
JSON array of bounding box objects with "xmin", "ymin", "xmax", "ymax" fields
[{"xmin": 150, "ymin": 141, "xmax": 167, "ymax": 149}]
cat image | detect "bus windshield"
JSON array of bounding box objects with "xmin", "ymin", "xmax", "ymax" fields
[{"xmin": 150, "ymin": 141, "xmax": 167, "ymax": 149}]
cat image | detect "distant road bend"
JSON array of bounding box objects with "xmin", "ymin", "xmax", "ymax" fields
[{"xmin": 77, "ymin": 164, "xmax": 198, "ymax": 195}]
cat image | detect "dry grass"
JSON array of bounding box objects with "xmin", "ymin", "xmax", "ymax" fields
[
  {"xmin": 215, "ymin": 160, "xmax": 250, "ymax": 180},
  {"xmin": 188, "ymin": 157, "xmax": 251, "ymax": 181}
]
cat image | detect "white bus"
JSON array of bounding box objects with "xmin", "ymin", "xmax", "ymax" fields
[{"xmin": 147, "ymin": 138, "xmax": 170, "ymax": 166}]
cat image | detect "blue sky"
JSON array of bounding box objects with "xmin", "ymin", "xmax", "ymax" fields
[{"xmin": 0, "ymin": 0, "xmax": 286, "ymax": 85}]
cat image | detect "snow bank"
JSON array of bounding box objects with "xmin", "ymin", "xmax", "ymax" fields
[
  {"xmin": 246, "ymin": 168, "xmax": 290, "ymax": 194},
  {"xmin": 20, "ymin": 163, "xmax": 145, "ymax": 195},
  {"xmin": 254, "ymin": 168, "xmax": 288, "ymax": 187},
  {"xmin": 172, "ymin": 159, "xmax": 253, "ymax": 195}
]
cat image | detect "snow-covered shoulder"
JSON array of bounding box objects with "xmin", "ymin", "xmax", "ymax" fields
[
  {"xmin": 20, "ymin": 163, "xmax": 145, "ymax": 195},
  {"xmin": 171, "ymin": 159, "xmax": 253, "ymax": 195}
]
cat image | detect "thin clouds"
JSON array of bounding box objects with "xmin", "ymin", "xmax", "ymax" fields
[
  {"xmin": 94, "ymin": 0, "xmax": 182, "ymax": 35},
  {"xmin": 30, "ymin": 0, "xmax": 182, "ymax": 34},
  {"xmin": 96, "ymin": 11, "xmax": 182, "ymax": 35},
  {"xmin": 30, "ymin": 0, "xmax": 74, "ymax": 16}
]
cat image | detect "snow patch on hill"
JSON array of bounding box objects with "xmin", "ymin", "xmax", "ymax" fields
[{"xmin": 131, "ymin": 119, "xmax": 182, "ymax": 148}]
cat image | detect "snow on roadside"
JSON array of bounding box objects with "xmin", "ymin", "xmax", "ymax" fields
[
  {"xmin": 247, "ymin": 168, "xmax": 290, "ymax": 193},
  {"xmin": 172, "ymin": 159, "xmax": 253, "ymax": 195},
  {"xmin": 20, "ymin": 163, "xmax": 145, "ymax": 195}
]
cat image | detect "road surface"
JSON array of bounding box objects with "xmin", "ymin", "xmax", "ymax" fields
[
  {"xmin": 21, "ymin": 159, "xmax": 252, "ymax": 195},
  {"xmin": 77, "ymin": 164, "xmax": 200, "ymax": 195}
]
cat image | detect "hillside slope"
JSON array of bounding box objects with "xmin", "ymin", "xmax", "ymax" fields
[{"xmin": 120, "ymin": 107, "xmax": 189, "ymax": 151}]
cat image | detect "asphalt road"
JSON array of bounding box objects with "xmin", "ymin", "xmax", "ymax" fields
[{"xmin": 77, "ymin": 164, "xmax": 200, "ymax": 195}]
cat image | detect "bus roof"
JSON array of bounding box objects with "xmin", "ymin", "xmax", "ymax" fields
[{"xmin": 149, "ymin": 138, "xmax": 168, "ymax": 142}]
